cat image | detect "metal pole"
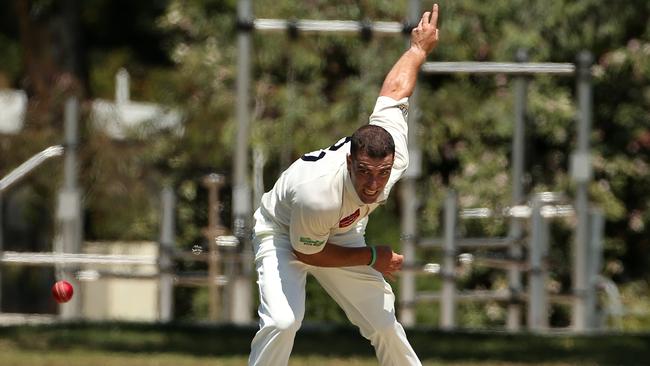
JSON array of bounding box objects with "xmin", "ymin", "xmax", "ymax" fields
[
  {"xmin": 507, "ymin": 49, "xmax": 528, "ymax": 331},
  {"xmin": 398, "ymin": 0, "xmax": 421, "ymax": 328},
  {"xmin": 528, "ymin": 195, "xmax": 548, "ymax": 331},
  {"xmin": 253, "ymin": 148, "xmax": 266, "ymax": 210},
  {"xmin": 115, "ymin": 68, "xmax": 130, "ymax": 104},
  {"xmin": 0, "ymin": 146, "xmax": 65, "ymax": 193},
  {"xmin": 203, "ymin": 174, "xmax": 226, "ymax": 321},
  {"xmin": 1, "ymin": 252, "xmax": 158, "ymax": 265},
  {"xmin": 57, "ymin": 97, "xmax": 83, "ymax": 320},
  {"xmin": 159, "ymin": 187, "xmax": 175, "ymax": 322},
  {"xmin": 441, "ymin": 190, "xmax": 457, "ymax": 330},
  {"xmin": 232, "ymin": 0, "xmax": 254, "ymax": 325},
  {"xmin": 571, "ymin": 51, "xmax": 593, "ymax": 331},
  {"xmin": 587, "ymin": 209, "xmax": 604, "ymax": 329},
  {"xmin": 421, "ymin": 62, "xmax": 575, "ymax": 75},
  {"xmin": 399, "ymin": 179, "xmax": 417, "ymax": 326},
  {"xmin": 254, "ymin": 19, "xmax": 405, "ymax": 34},
  {"xmin": 281, "ymin": 37, "xmax": 296, "ymax": 170}
]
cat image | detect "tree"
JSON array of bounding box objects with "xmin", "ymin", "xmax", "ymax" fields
[
  {"xmin": 1, "ymin": 0, "xmax": 648, "ymax": 327},
  {"xmin": 157, "ymin": 0, "xmax": 650, "ymax": 327}
]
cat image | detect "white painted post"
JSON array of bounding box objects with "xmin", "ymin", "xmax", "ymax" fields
[
  {"xmin": 115, "ymin": 68, "xmax": 130, "ymax": 104},
  {"xmin": 586, "ymin": 209, "xmax": 604, "ymax": 329},
  {"xmin": 232, "ymin": 0, "xmax": 254, "ymax": 325},
  {"xmin": 57, "ymin": 97, "xmax": 83, "ymax": 320},
  {"xmin": 159, "ymin": 187, "xmax": 175, "ymax": 322},
  {"xmin": 441, "ymin": 190, "xmax": 457, "ymax": 330},
  {"xmin": 528, "ymin": 195, "xmax": 549, "ymax": 331},
  {"xmin": 399, "ymin": 0, "xmax": 422, "ymax": 328},
  {"xmin": 571, "ymin": 51, "xmax": 593, "ymax": 331},
  {"xmin": 507, "ymin": 49, "xmax": 529, "ymax": 331}
]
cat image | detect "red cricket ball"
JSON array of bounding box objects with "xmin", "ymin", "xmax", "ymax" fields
[{"xmin": 52, "ymin": 280, "xmax": 74, "ymax": 304}]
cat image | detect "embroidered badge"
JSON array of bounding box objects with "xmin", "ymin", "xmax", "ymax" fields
[
  {"xmin": 339, "ymin": 208, "xmax": 361, "ymax": 228},
  {"xmin": 299, "ymin": 237, "xmax": 325, "ymax": 246}
]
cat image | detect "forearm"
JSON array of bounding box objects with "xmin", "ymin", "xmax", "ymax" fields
[
  {"xmin": 293, "ymin": 242, "xmax": 372, "ymax": 267},
  {"xmin": 380, "ymin": 4, "xmax": 439, "ymax": 100},
  {"xmin": 379, "ymin": 47, "xmax": 427, "ymax": 100}
]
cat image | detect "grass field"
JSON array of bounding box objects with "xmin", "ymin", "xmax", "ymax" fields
[
  {"xmin": 0, "ymin": 349, "xmax": 595, "ymax": 366},
  {"xmin": 0, "ymin": 322, "xmax": 647, "ymax": 365}
]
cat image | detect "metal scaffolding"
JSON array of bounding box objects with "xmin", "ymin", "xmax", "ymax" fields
[
  {"xmin": 234, "ymin": 0, "xmax": 598, "ymax": 332},
  {"xmin": 0, "ymin": 0, "xmax": 601, "ymax": 332},
  {"xmin": 415, "ymin": 189, "xmax": 604, "ymax": 332}
]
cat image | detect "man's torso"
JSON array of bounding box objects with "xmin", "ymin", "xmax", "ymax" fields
[{"xmin": 254, "ymin": 96, "xmax": 410, "ymax": 254}]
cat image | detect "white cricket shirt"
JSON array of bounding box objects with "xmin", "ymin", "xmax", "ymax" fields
[{"xmin": 253, "ymin": 96, "xmax": 409, "ymax": 255}]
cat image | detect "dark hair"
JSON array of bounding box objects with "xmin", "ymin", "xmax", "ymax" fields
[{"xmin": 350, "ymin": 125, "xmax": 395, "ymax": 159}]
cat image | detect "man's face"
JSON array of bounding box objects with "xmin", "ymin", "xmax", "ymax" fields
[{"xmin": 347, "ymin": 151, "xmax": 394, "ymax": 204}]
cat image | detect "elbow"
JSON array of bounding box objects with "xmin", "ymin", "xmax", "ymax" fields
[
  {"xmin": 293, "ymin": 249, "xmax": 307, "ymax": 262},
  {"xmin": 293, "ymin": 249, "xmax": 328, "ymax": 267},
  {"xmin": 379, "ymin": 81, "xmax": 399, "ymax": 97},
  {"xmin": 380, "ymin": 80, "xmax": 412, "ymax": 100},
  {"xmin": 293, "ymin": 249, "xmax": 317, "ymax": 265}
]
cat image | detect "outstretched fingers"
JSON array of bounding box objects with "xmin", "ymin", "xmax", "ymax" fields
[
  {"xmin": 430, "ymin": 3, "xmax": 439, "ymax": 28},
  {"xmin": 421, "ymin": 11, "xmax": 430, "ymax": 28}
]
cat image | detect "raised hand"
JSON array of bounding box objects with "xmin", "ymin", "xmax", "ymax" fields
[{"xmin": 410, "ymin": 3, "xmax": 440, "ymax": 56}]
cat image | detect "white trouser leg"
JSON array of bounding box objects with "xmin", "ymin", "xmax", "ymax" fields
[
  {"xmin": 310, "ymin": 265, "xmax": 421, "ymax": 366},
  {"xmin": 249, "ymin": 235, "xmax": 307, "ymax": 366}
]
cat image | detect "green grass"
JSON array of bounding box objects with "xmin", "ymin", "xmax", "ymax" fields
[
  {"xmin": 0, "ymin": 348, "xmax": 593, "ymax": 366},
  {"xmin": 0, "ymin": 322, "xmax": 647, "ymax": 365}
]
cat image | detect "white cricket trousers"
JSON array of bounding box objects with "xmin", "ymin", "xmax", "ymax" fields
[{"xmin": 249, "ymin": 233, "xmax": 421, "ymax": 366}]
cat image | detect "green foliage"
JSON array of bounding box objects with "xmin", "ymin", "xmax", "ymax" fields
[
  {"xmin": 617, "ymin": 280, "xmax": 650, "ymax": 331},
  {"xmin": 1, "ymin": 0, "xmax": 649, "ymax": 328},
  {"xmin": 85, "ymin": 0, "xmax": 650, "ymax": 327},
  {"xmin": 0, "ymin": 34, "xmax": 21, "ymax": 83}
]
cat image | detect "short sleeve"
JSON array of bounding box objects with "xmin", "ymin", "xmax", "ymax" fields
[
  {"xmin": 289, "ymin": 200, "xmax": 332, "ymax": 255},
  {"xmin": 370, "ymin": 96, "xmax": 409, "ymax": 171},
  {"xmin": 369, "ymin": 96, "xmax": 409, "ymax": 182}
]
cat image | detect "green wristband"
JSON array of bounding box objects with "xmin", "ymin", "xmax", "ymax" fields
[{"xmin": 368, "ymin": 246, "xmax": 377, "ymax": 267}]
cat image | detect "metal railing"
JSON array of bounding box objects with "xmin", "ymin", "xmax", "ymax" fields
[
  {"xmin": 421, "ymin": 61, "xmax": 576, "ymax": 75},
  {"xmin": 0, "ymin": 145, "xmax": 64, "ymax": 193},
  {"xmin": 408, "ymin": 190, "xmax": 605, "ymax": 332},
  {"xmin": 254, "ymin": 18, "xmax": 405, "ymax": 34}
]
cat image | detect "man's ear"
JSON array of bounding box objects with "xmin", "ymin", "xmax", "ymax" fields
[{"xmin": 346, "ymin": 154, "xmax": 353, "ymax": 174}]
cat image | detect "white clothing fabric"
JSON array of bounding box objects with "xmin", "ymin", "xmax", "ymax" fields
[
  {"xmin": 249, "ymin": 96, "xmax": 421, "ymax": 365},
  {"xmin": 249, "ymin": 235, "xmax": 421, "ymax": 366},
  {"xmin": 254, "ymin": 96, "xmax": 409, "ymax": 255}
]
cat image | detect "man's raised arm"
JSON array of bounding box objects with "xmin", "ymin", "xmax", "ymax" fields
[{"xmin": 379, "ymin": 3, "xmax": 439, "ymax": 100}]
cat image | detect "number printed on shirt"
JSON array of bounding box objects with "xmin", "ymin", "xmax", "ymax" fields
[{"xmin": 300, "ymin": 136, "xmax": 351, "ymax": 162}]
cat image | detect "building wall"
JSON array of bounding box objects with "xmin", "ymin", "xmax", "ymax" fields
[{"xmin": 81, "ymin": 241, "xmax": 159, "ymax": 321}]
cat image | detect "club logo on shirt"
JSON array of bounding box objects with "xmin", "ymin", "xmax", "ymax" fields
[
  {"xmin": 339, "ymin": 208, "xmax": 360, "ymax": 228},
  {"xmin": 398, "ymin": 103, "xmax": 408, "ymax": 119},
  {"xmin": 299, "ymin": 237, "xmax": 325, "ymax": 246}
]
